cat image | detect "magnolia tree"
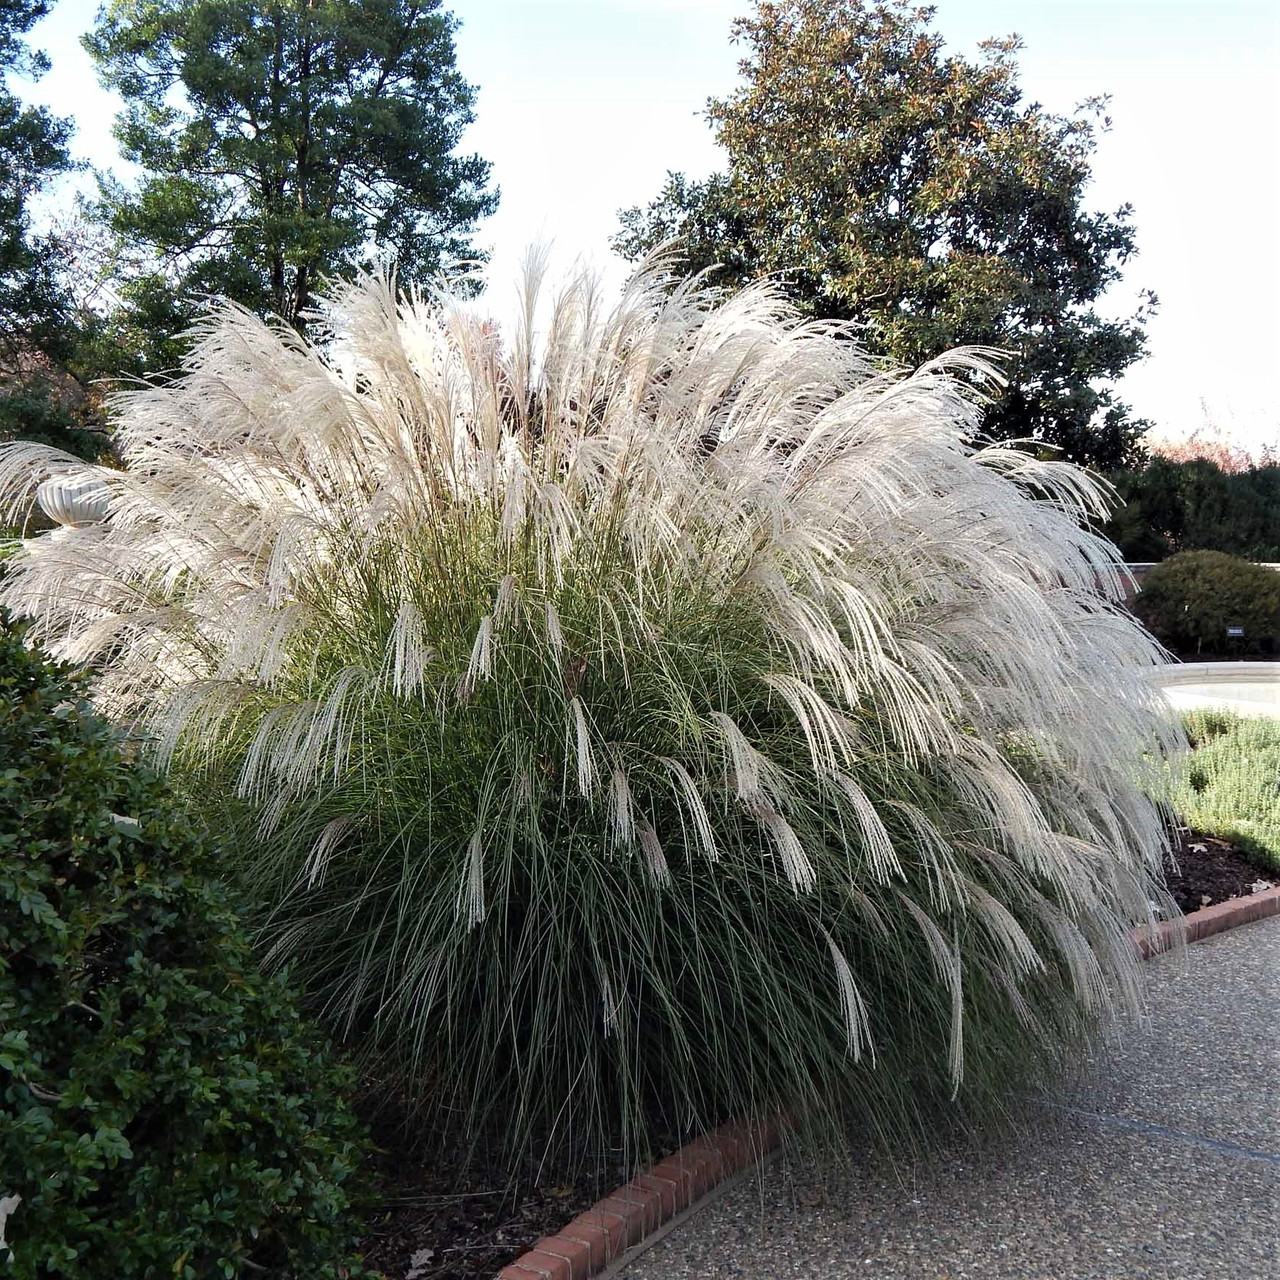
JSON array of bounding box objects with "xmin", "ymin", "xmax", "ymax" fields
[{"xmin": 0, "ymin": 254, "xmax": 1179, "ymax": 1164}]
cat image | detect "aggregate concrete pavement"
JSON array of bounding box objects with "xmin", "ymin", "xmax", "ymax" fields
[{"xmin": 621, "ymin": 915, "xmax": 1280, "ymax": 1280}]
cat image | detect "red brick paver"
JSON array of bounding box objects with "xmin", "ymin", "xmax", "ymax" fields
[
  {"xmin": 494, "ymin": 1119, "xmax": 780, "ymax": 1280},
  {"xmin": 1134, "ymin": 884, "xmax": 1280, "ymax": 957}
]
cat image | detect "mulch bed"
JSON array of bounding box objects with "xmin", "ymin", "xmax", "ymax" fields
[
  {"xmin": 355, "ymin": 1159, "xmax": 607, "ymax": 1280},
  {"xmin": 354, "ymin": 1104, "xmax": 686, "ymax": 1280},
  {"xmin": 354, "ymin": 829, "xmax": 1278, "ymax": 1279},
  {"xmin": 1163, "ymin": 827, "xmax": 1276, "ymax": 916}
]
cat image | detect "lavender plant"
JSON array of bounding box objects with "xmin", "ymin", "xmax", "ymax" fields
[{"xmin": 0, "ymin": 253, "xmax": 1180, "ymax": 1163}]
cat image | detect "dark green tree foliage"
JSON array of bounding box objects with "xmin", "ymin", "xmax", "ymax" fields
[
  {"xmin": 0, "ymin": 1, "xmax": 109, "ymax": 460},
  {"xmin": 616, "ymin": 0, "xmax": 1154, "ymax": 470},
  {"xmin": 87, "ymin": 0, "xmax": 498, "ymax": 354},
  {"xmin": 1106, "ymin": 460, "xmax": 1280, "ymax": 564},
  {"xmin": 0, "ymin": 0, "xmax": 71, "ymax": 356},
  {"xmin": 0, "ymin": 615, "xmax": 373, "ymax": 1278},
  {"xmin": 1133, "ymin": 551, "xmax": 1280, "ymax": 657},
  {"xmin": 0, "ymin": 380, "xmax": 109, "ymax": 463}
]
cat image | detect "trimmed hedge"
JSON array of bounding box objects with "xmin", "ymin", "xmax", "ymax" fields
[
  {"xmin": 1133, "ymin": 550, "xmax": 1280, "ymax": 656},
  {"xmin": 0, "ymin": 615, "xmax": 374, "ymax": 1278},
  {"xmin": 1105, "ymin": 458, "xmax": 1280, "ymax": 564}
]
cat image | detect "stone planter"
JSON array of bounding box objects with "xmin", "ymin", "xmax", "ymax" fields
[
  {"xmin": 35, "ymin": 474, "xmax": 111, "ymax": 529},
  {"xmin": 1154, "ymin": 661, "xmax": 1280, "ymax": 718}
]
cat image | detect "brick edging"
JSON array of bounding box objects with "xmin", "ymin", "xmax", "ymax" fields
[
  {"xmin": 495, "ymin": 1116, "xmax": 782, "ymax": 1280},
  {"xmin": 1133, "ymin": 884, "xmax": 1280, "ymax": 958}
]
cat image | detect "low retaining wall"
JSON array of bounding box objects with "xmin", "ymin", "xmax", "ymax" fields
[
  {"xmin": 1153, "ymin": 661, "xmax": 1280, "ymax": 717},
  {"xmin": 496, "ymin": 1117, "xmax": 783, "ymax": 1280}
]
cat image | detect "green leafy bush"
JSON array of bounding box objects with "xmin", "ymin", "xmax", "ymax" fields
[
  {"xmin": 0, "ymin": 383, "xmax": 108, "ymax": 464},
  {"xmin": 0, "ymin": 265, "xmax": 1179, "ymax": 1170},
  {"xmin": 0, "ymin": 615, "xmax": 373, "ymax": 1278},
  {"xmin": 1105, "ymin": 458, "xmax": 1280, "ymax": 563},
  {"xmin": 1133, "ymin": 550, "xmax": 1280, "ymax": 655},
  {"xmin": 1171, "ymin": 710, "xmax": 1280, "ymax": 871}
]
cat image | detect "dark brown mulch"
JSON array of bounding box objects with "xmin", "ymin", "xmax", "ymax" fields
[
  {"xmin": 355, "ymin": 1160, "xmax": 607, "ymax": 1280},
  {"xmin": 1163, "ymin": 827, "xmax": 1277, "ymax": 915},
  {"xmin": 353, "ymin": 1101, "xmax": 685, "ymax": 1280}
]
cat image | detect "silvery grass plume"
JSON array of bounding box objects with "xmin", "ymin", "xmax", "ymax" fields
[{"xmin": 0, "ymin": 251, "xmax": 1181, "ymax": 1166}]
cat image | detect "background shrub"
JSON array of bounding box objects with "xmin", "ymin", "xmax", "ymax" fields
[
  {"xmin": 0, "ymin": 615, "xmax": 373, "ymax": 1278},
  {"xmin": 1133, "ymin": 550, "xmax": 1280, "ymax": 656},
  {"xmin": 1171, "ymin": 710, "xmax": 1280, "ymax": 872},
  {"xmin": 0, "ymin": 265, "xmax": 1179, "ymax": 1171},
  {"xmin": 1105, "ymin": 458, "xmax": 1280, "ymax": 563}
]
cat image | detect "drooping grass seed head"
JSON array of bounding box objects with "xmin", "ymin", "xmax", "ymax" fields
[{"xmin": 0, "ymin": 252, "xmax": 1183, "ymax": 1167}]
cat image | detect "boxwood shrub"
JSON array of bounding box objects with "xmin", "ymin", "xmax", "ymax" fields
[
  {"xmin": 1134, "ymin": 550, "xmax": 1280, "ymax": 656},
  {"xmin": 0, "ymin": 615, "xmax": 374, "ymax": 1278}
]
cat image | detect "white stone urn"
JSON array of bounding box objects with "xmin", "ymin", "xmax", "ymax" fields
[{"xmin": 35, "ymin": 474, "xmax": 111, "ymax": 528}]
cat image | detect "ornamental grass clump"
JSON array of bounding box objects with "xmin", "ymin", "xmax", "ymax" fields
[{"xmin": 0, "ymin": 254, "xmax": 1180, "ymax": 1165}]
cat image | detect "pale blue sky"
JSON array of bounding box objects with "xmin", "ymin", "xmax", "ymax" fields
[{"xmin": 13, "ymin": 0, "xmax": 1280, "ymax": 449}]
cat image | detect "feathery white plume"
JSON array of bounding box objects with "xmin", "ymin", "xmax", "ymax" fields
[{"xmin": 0, "ymin": 252, "xmax": 1180, "ymax": 1121}]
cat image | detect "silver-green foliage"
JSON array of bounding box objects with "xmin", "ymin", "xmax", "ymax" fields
[
  {"xmin": 0, "ymin": 254, "xmax": 1180, "ymax": 1161},
  {"xmin": 1173, "ymin": 710, "xmax": 1280, "ymax": 870}
]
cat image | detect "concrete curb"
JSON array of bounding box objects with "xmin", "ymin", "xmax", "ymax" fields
[
  {"xmin": 496, "ymin": 889, "xmax": 1280, "ymax": 1279},
  {"xmin": 1155, "ymin": 661, "xmax": 1280, "ymax": 686},
  {"xmin": 1132, "ymin": 883, "xmax": 1280, "ymax": 958}
]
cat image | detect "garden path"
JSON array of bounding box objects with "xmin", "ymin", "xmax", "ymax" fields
[{"xmin": 620, "ymin": 916, "xmax": 1280, "ymax": 1279}]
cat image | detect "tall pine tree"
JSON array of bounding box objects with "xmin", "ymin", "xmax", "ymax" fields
[
  {"xmin": 0, "ymin": 0, "xmax": 72, "ymax": 356},
  {"xmin": 88, "ymin": 0, "xmax": 498, "ymax": 359},
  {"xmin": 0, "ymin": 0, "xmax": 112, "ymax": 459}
]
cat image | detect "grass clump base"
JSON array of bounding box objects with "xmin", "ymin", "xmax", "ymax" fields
[
  {"xmin": 0, "ymin": 253, "xmax": 1181, "ymax": 1173},
  {"xmin": 0, "ymin": 615, "xmax": 372, "ymax": 1278}
]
